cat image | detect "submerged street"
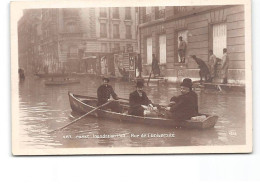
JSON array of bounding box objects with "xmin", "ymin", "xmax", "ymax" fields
[{"xmin": 18, "ymin": 76, "xmax": 246, "ymax": 149}]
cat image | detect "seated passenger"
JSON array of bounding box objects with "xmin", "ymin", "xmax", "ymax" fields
[
  {"xmin": 165, "ymin": 78, "xmax": 199, "ymax": 121},
  {"xmin": 128, "ymin": 81, "xmax": 155, "ymax": 116}
]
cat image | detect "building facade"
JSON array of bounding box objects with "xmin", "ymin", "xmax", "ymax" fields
[
  {"xmin": 18, "ymin": 9, "xmax": 42, "ymax": 74},
  {"xmin": 138, "ymin": 5, "xmax": 245, "ymax": 84},
  {"xmin": 18, "ymin": 7, "xmax": 138, "ymax": 74}
]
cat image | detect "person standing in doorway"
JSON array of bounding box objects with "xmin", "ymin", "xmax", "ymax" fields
[
  {"xmin": 221, "ymin": 48, "xmax": 229, "ymax": 84},
  {"xmin": 208, "ymin": 50, "xmax": 217, "ymax": 82},
  {"xmin": 152, "ymin": 54, "xmax": 160, "ymax": 77},
  {"xmin": 136, "ymin": 54, "xmax": 143, "ymax": 78},
  {"xmin": 178, "ymin": 36, "xmax": 187, "ymax": 63}
]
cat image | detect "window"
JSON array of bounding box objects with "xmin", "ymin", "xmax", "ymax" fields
[
  {"xmin": 113, "ymin": 7, "xmax": 119, "ymax": 19},
  {"xmin": 125, "ymin": 25, "xmax": 132, "ymax": 39},
  {"xmin": 113, "ymin": 24, "xmax": 120, "ymax": 38},
  {"xmin": 114, "ymin": 43, "xmax": 120, "ymax": 51},
  {"xmin": 158, "ymin": 6, "xmax": 165, "ymax": 19},
  {"xmin": 125, "ymin": 7, "xmax": 131, "ymax": 20},
  {"xmin": 100, "ymin": 8, "xmax": 107, "ymax": 17},
  {"xmin": 159, "ymin": 6, "xmax": 165, "ymax": 10},
  {"xmin": 177, "ymin": 30, "xmax": 188, "ymax": 63},
  {"xmin": 100, "ymin": 23, "xmax": 107, "ymax": 38},
  {"xmin": 66, "ymin": 22, "xmax": 77, "ymax": 32},
  {"xmin": 101, "ymin": 43, "xmax": 107, "ymax": 52},
  {"xmin": 68, "ymin": 46, "xmax": 78, "ymax": 58},
  {"xmin": 126, "ymin": 44, "xmax": 133, "ymax": 52},
  {"xmin": 213, "ymin": 23, "xmax": 227, "ymax": 58},
  {"xmin": 159, "ymin": 35, "xmax": 166, "ymax": 64},
  {"xmin": 146, "ymin": 37, "xmax": 152, "ymax": 64},
  {"xmin": 146, "ymin": 7, "xmax": 152, "ymax": 14}
]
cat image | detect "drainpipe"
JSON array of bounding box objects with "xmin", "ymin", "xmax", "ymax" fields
[{"xmin": 108, "ymin": 8, "xmax": 111, "ymax": 52}]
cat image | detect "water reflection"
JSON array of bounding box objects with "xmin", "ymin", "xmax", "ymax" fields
[{"xmin": 18, "ymin": 76, "xmax": 246, "ymax": 149}]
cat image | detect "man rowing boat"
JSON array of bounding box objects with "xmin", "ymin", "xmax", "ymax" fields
[
  {"xmin": 164, "ymin": 78, "xmax": 199, "ymax": 121},
  {"xmin": 97, "ymin": 76, "xmax": 122, "ymax": 113},
  {"xmin": 128, "ymin": 81, "xmax": 156, "ymax": 117}
]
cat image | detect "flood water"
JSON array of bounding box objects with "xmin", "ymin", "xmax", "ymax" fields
[{"xmin": 18, "ymin": 76, "xmax": 246, "ymax": 149}]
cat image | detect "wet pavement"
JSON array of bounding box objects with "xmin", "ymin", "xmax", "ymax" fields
[{"xmin": 18, "ymin": 75, "xmax": 246, "ymax": 149}]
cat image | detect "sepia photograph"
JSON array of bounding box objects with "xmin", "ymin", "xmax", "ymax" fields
[{"xmin": 11, "ymin": 0, "xmax": 252, "ymax": 155}]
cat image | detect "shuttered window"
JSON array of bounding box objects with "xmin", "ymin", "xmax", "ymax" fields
[
  {"xmin": 159, "ymin": 34, "xmax": 166, "ymax": 64},
  {"xmin": 146, "ymin": 37, "xmax": 152, "ymax": 64},
  {"xmin": 213, "ymin": 23, "xmax": 227, "ymax": 58}
]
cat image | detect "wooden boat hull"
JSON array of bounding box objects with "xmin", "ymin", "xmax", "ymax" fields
[
  {"xmin": 45, "ymin": 79, "xmax": 80, "ymax": 86},
  {"xmin": 68, "ymin": 92, "xmax": 218, "ymax": 129},
  {"xmin": 35, "ymin": 73, "xmax": 69, "ymax": 78}
]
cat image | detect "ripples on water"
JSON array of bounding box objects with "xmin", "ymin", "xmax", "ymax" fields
[{"xmin": 18, "ymin": 76, "xmax": 246, "ymax": 149}]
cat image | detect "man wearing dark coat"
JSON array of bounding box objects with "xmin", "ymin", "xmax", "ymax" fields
[
  {"xmin": 97, "ymin": 77, "xmax": 122, "ymax": 113},
  {"xmin": 128, "ymin": 81, "xmax": 154, "ymax": 116},
  {"xmin": 136, "ymin": 54, "xmax": 142, "ymax": 78},
  {"xmin": 190, "ymin": 55, "xmax": 210, "ymax": 82},
  {"xmin": 152, "ymin": 54, "xmax": 160, "ymax": 77},
  {"xmin": 165, "ymin": 78, "xmax": 198, "ymax": 121}
]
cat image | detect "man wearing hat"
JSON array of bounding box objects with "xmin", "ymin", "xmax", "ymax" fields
[
  {"xmin": 178, "ymin": 36, "xmax": 187, "ymax": 63},
  {"xmin": 165, "ymin": 78, "xmax": 198, "ymax": 121},
  {"xmin": 97, "ymin": 76, "xmax": 122, "ymax": 113},
  {"xmin": 128, "ymin": 81, "xmax": 154, "ymax": 116}
]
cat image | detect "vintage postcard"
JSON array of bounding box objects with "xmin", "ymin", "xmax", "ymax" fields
[{"xmin": 11, "ymin": 0, "xmax": 252, "ymax": 155}]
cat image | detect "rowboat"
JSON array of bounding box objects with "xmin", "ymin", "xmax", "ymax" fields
[
  {"xmin": 68, "ymin": 92, "xmax": 218, "ymax": 129},
  {"xmin": 45, "ymin": 79, "xmax": 80, "ymax": 86},
  {"xmin": 35, "ymin": 73, "xmax": 70, "ymax": 78}
]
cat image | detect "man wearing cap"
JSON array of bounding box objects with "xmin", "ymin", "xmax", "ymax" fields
[
  {"xmin": 178, "ymin": 36, "xmax": 187, "ymax": 63},
  {"xmin": 128, "ymin": 81, "xmax": 154, "ymax": 116},
  {"xmin": 97, "ymin": 77, "xmax": 122, "ymax": 113},
  {"xmin": 165, "ymin": 78, "xmax": 198, "ymax": 121}
]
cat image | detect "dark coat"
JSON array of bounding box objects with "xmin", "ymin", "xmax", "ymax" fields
[
  {"xmin": 168, "ymin": 90, "xmax": 198, "ymax": 121},
  {"xmin": 193, "ymin": 57, "xmax": 210, "ymax": 74},
  {"xmin": 152, "ymin": 57, "xmax": 160, "ymax": 75},
  {"xmin": 97, "ymin": 84, "xmax": 118, "ymax": 105},
  {"xmin": 136, "ymin": 56, "xmax": 142, "ymax": 72},
  {"xmin": 128, "ymin": 90, "xmax": 152, "ymax": 116}
]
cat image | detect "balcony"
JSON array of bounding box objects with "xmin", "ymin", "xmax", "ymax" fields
[{"xmin": 60, "ymin": 32, "xmax": 83, "ymax": 39}]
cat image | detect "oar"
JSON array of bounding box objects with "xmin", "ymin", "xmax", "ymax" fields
[
  {"xmin": 49, "ymin": 100, "xmax": 114, "ymax": 133},
  {"xmin": 146, "ymin": 70, "xmax": 152, "ymax": 86}
]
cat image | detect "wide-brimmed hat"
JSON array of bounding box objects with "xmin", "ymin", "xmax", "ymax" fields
[
  {"xmin": 180, "ymin": 78, "xmax": 192, "ymax": 89},
  {"xmin": 102, "ymin": 76, "xmax": 109, "ymax": 82},
  {"xmin": 136, "ymin": 81, "xmax": 144, "ymax": 88}
]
